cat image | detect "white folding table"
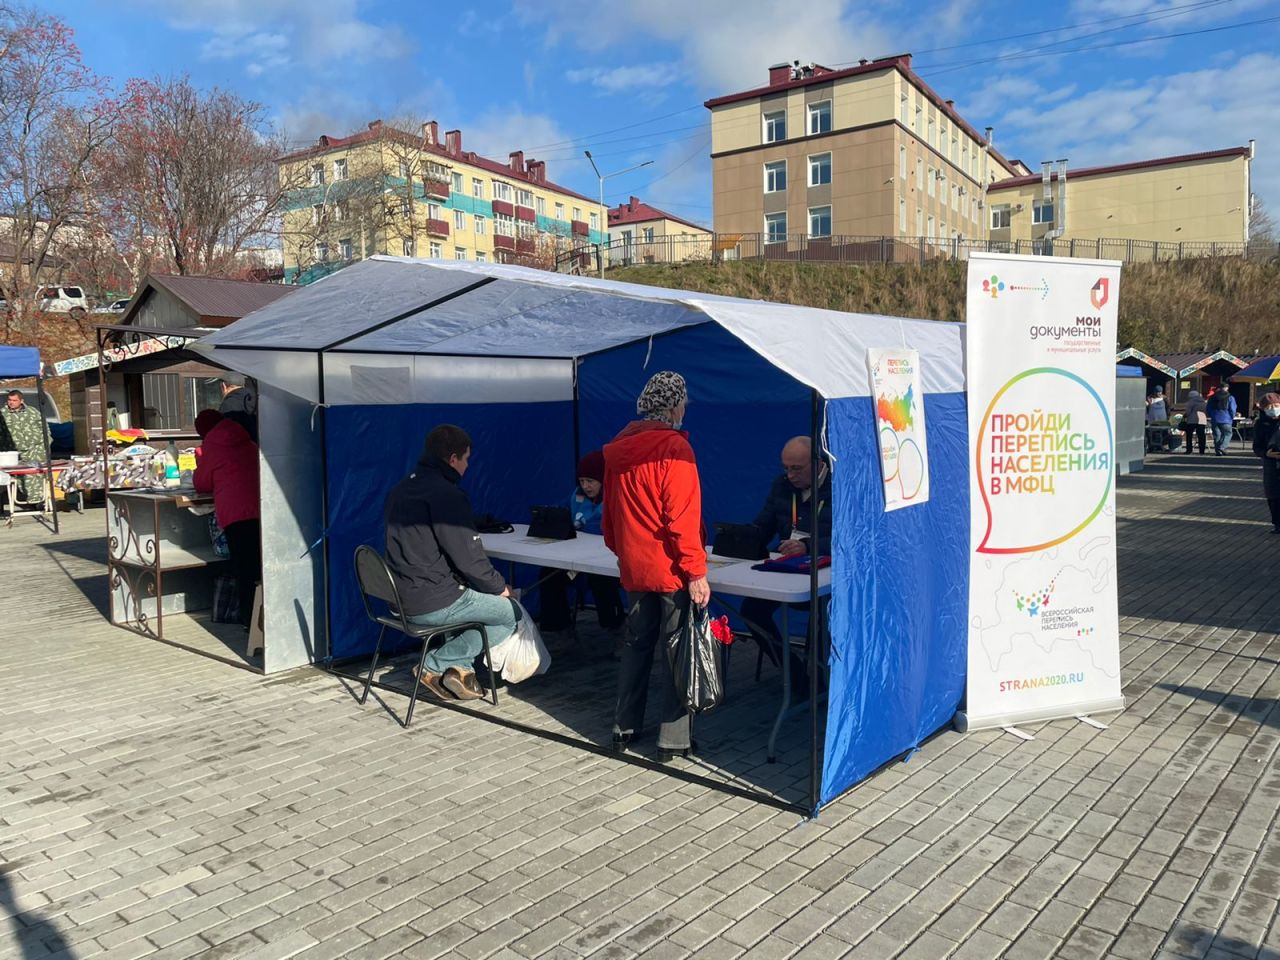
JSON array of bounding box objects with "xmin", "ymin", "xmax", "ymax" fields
[{"xmin": 479, "ymin": 524, "xmax": 831, "ymax": 759}]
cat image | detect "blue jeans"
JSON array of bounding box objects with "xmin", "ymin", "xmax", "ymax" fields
[
  {"xmin": 1211, "ymin": 422, "xmax": 1232, "ymax": 453},
  {"xmin": 408, "ymin": 588, "xmax": 518, "ymax": 674}
]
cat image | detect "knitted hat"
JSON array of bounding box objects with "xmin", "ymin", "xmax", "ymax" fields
[
  {"xmin": 636, "ymin": 371, "xmax": 687, "ymax": 417},
  {"xmin": 1264, "ymin": 392, "xmax": 1280, "ymax": 407},
  {"xmin": 576, "ymin": 450, "xmax": 605, "ymax": 484},
  {"xmin": 194, "ymin": 409, "xmax": 223, "ymax": 438}
]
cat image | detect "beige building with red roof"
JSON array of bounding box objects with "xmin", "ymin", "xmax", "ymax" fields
[{"xmin": 606, "ymin": 197, "xmax": 711, "ymax": 265}]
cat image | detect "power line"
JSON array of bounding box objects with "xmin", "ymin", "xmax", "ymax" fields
[
  {"xmin": 520, "ymin": 105, "xmax": 705, "ymax": 151},
  {"xmin": 608, "ymin": 135, "xmax": 711, "ymax": 198}
]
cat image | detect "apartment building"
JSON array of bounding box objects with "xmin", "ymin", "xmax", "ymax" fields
[
  {"xmin": 278, "ymin": 120, "xmax": 607, "ymax": 281},
  {"xmin": 705, "ymin": 55, "xmax": 1022, "ymax": 248},
  {"xmin": 607, "ymin": 196, "xmax": 712, "ymax": 264},
  {"xmin": 986, "ymin": 146, "xmax": 1254, "ymax": 248}
]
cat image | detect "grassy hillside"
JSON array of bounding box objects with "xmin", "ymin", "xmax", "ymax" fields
[{"xmin": 606, "ymin": 258, "xmax": 1280, "ymax": 355}]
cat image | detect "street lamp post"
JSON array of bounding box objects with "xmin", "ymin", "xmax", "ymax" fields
[{"xmin": 585, "ymin": 150, "xmax": 653, "ymax": 278}]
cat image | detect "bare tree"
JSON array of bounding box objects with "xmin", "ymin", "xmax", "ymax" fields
[
  {"xmin": 97, "ymin": 76, "xmax": 302, "ymax": 280},
  {"xmin": 1250, "ymin": 194, "xmax": 1276, "ymax": 244},
  {"xmin": 0, "ymin": 5, "xmax": 112, "ymax": 336}
]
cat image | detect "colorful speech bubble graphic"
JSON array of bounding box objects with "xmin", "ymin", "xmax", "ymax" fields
[{"xmin": 976, "ymin": 367, "xmax": 1113, "ymax": 554}]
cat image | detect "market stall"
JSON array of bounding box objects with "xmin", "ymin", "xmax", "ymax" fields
[
  {"xmin": 0, "ymin": 345, "xmax": 58, "ymax": 532},
  {"xmin": 194, "ymin": 256, "xmax": 969, "ymax": 815}
]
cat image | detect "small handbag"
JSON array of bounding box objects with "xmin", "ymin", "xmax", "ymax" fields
[{"xmin": 211, "ymin": 575, "xmax": 240, "ymax": 623}]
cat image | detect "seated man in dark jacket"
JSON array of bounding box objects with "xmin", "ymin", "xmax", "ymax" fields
[
  {"xmin": 740, "ymin": 436, "xmax": 832, "ymax": 697},
  {"xmin": 384, "ymin": 424, "xmax": 518, "ymax": 701}
]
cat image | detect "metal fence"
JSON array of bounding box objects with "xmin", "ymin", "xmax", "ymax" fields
[{"xmin": 556, "ymin": 233, "xmax": 1280, "ymax": 273}]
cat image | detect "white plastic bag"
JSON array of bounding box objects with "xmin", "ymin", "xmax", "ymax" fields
[{"xmin": 490, "ymin": 600, "xmax": 550, "ymax": 684}]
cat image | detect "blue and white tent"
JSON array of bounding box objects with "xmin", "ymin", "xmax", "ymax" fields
[{"xmin": 196, "ymin": 256, "xmax": 969, "ymax": 813}]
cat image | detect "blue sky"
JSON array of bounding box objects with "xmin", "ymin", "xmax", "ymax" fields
[{"xmin": 41, "ymin": 0, "xmax": 1280, "ymax": 228}]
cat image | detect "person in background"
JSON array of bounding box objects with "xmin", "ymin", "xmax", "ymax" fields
[
  {"xmin": 193, "ymin": 408, "xmax": 261, "ymax": 627},
  {"xmin": 218, "ymin": 374, "xmax": 256, "ymax": 417},
  {"xmin": 1253, "ymin": 392, "xmax": 1280, "ymax": 533},
  {"xmin": 603, "ymin": 371, "xmax": 706, "ymax": 761},
  {"xmin": 383, "ymin": 424, "xmax": 518, "ymax": 701},
  {"xmin": 1, "ymin": 389, "xmax": 51, "ymax": 502},
  {"xmin": 1146, "ymin": 385, "xmax": 1169, "ymax": 423},
  {"xmin": 537, "ymin": 450, "xmax": 626, "ymax": 650},
  {"xmin": 1207, "ymin": 384, "xmax": 1237, "ymax": 456},
  {"xmin": 740, "ymin": 436, "xmax": 832, "ymax": 699},
  {"xmin": 1181, "ymin": 389, "xmax": 1208, "ymax": 455}
]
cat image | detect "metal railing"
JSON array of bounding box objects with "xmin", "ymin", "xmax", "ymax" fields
[{"xmin": 556, "ymin": 233, "xmax": 1280, "ymax": 273}]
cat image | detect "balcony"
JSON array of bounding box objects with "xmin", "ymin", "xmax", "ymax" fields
[
  {"xmin": 515, "ymin": 205, "xmax": 536, "ymax": 222},
  {"xmin": 493, "ymin": 234, "xmax": 515, "ymax": 252},
  {"xmin": 516, "ymin": 236, "xmax": 536, "ymax": 255},
  {"xmin": 571, "ymin": 220, "xmax": 589, "ymax": 237},
  {"xmin": 425, "ymin": 218, "xmax": 450, "ymax": 237},
  {"xmin": 491, "ymin": 199, "xmax": 514, "ymax": 217},
  {"xmin": 424, "ymin": 177, "xmax": 450, "ymax": 199}
]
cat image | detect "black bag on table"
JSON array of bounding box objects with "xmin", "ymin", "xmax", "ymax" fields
[{"xmin": 667, "ymin": 604, "xmax": 724, "ymax": 714}]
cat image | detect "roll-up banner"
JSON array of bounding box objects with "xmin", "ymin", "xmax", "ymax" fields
[
  {"xmin": 958, "ymin": 252, "xmax": 1125, "ymax": 732},
  {"xmin": 867, "ymin": 348, "xmax": 929, "ymax": 512}
]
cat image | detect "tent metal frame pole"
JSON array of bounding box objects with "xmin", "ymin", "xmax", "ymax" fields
[
  {"xmin": 36, "ymin": 375, "xmax": 57, "ymax": 533},
  {"xmin": 316, "ymin": 353, "xmax": 332, "ymax": 666},
  {"xmin": 808, "ymin": 388, "xmax": 821, "ymax": 815},
  {"xmin": 317, "ymin": 277, "xmax": 499, "ymax": 352}
]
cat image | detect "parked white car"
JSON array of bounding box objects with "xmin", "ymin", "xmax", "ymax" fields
[
  {"xmin": 92, "ymin": 298, "xmax": 131, "ymax": 314},
  {"xmin": 35, "ymin": 285, "xmax": 89, "ymax": 317}
]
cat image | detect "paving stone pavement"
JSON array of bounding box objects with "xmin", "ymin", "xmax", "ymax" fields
[{"xmin": 1, "ymin": 449, "xmax": 1278, "ymax": 960}]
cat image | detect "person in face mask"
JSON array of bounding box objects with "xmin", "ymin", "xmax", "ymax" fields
[{"xmin": 1252, "ymin": 392, "xmax": 1280, "ymax": 533}]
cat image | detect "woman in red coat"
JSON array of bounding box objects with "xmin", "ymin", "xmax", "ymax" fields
[{"xmin": 193, "ymin": 409, "xmax": 261, "ymax": 627}]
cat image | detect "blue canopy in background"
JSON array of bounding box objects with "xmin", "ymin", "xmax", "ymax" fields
[
  {"xmin": 0, "ymin": 345, "xmax": 40, "ymax": 379},
  {"xmin": 196, "ymin": 257, "xmax": 970, "ymax": 814}
]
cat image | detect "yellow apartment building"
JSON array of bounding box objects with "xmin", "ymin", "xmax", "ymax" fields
[
  {"xmin": 606, "ymin": 197, "xmax": 712, "ymax": 264},
  {"xmin": 985, "ymin": 146, "xmax": 1254, "ymax": 251},
  {"xmin": 704, "ymin": 55, "xmax": 1024, "ymax": 251},
  {"xmin": 278, "ymin": 120, "xmax": 607, "ymax": 281}
]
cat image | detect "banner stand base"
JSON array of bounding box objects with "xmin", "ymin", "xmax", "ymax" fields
[{"xmin": 954, "ymin": 695, "xmax": 1125, "ymax": 734}]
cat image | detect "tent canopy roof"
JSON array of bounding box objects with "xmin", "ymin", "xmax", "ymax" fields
[
  {"xmin": 198, "ymin": 257, "xmax": 966, "ymax": 402},
  {"xmin": 1235, "ymin": 354, "xmax": 1280, "ymax": 383},
  {"xmin": 0, "ymin": 345, "xmax": 40, "ymax": 379}
]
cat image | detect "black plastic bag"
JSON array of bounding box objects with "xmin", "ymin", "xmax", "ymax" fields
[{"xmin": 667, "ymin": 604, "xmax": 724, "ymax": 714}]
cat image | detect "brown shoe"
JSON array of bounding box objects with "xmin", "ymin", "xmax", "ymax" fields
[
  {"xmin": 442, "ymin": 667, "xmax": 486, "ymax": 701},
  {"xmin": 412, "ymin": 666, "xmax": 455, "ymax": 700}
]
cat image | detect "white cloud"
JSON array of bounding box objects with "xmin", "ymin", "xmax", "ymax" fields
[
  {"xmin": 565, "ymin": 63, "xmax": 684, "ymax": 95},
  {"xmin": 461, "ymin": 107, "xmax": 580, "ymax": 173},
  {"xmin": 981, "ymin": 53, "xmax": 1277, "ymax": 199},
  {"xmin": 129, "ymin": 0, "xmax": 412, "ymax": 76},
  {"xmin": 514, "ymin": 0, "xmax": 895, "ymax": 92}
]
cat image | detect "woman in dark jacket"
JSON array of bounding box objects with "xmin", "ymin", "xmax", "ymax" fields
[{"xmin": 1252, "ymin": 392, "xmax": 1280, "ymax": 533}]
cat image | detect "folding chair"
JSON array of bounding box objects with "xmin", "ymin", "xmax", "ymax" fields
[{"xmin": 353, "ymin": 545, "xmax": 498, "ymax": 727}]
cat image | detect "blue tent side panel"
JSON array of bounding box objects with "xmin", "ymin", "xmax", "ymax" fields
[
  {"xmin": 325, "ymin": 400, "xmax": 574, "ymax": 660},
  {"xmin": 0, "ymin": 346, "xmax": 40, "ymax": 379},
  {"xmin": 577, "ymin": 322, "xmax": 812, "ymax": 533},
  {"xmin": 820, "ymin": 392, "xmax": 969, "ymax": 807}
]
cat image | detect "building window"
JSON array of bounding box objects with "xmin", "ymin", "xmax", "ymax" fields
[
  {"xmin": 398, "ymin": 159, "xmax": 411, "ymax": 179},
  {"xmin": 899, "ymin": 198, "xmax": 906, "ymax": 233},
  {"xmin": 900, "ymin": 146, "xmax": 906, "ymax": 180},
  {"xmin": 916, "ymin": 157, "xmax": 923, "ymax": 192},
  {"xmin": 914, "ymin": 104, "xmax": 922, "ymax": 132},
  {"xmin": 474, "ymin": 215, "xmax": 486, "ymax": 235},
  {"xmin": 763, "ymin": 110, "xmax": 785, "ymax": 144},
  {"xmin": 493, "ymin": 181, "xmax": 513, "ymax": 202},
  {"xmin": 971, "ymin": 152, "xmax": 978, "ymax": 178},
  {"xmin": 517, "ymin": 188, "xmax": 534, "ymax": 207},
  {"xmin": 927, "ymin": 166, "xmax": 935, "ymax": 197},
  {"xmin": 454, "ymin": 209, "xmax": 465, "ymax": 230},
  {"xmin": 971, "ymin": 196, "xmax": 978, "ymax": 222},
  {"xmin": 991, "ymin": 204, "xmax": 1011, "ymax": 230},
  {"xmin": 927, "ymin": 118, "xmax": 935, "ymax": 148},
  {"xmin": 472, "ymin": 178, "xmax": 483, "ymax": 198},
  {"xmin": 338, "ymin": 238, "xmax": 353, "ymax": 260},
  {"xmin": 808, "ymin": 152, "xmax": 831, "ymax": 187},
  {"xmin": 451, "ymin": 172, "xmax": 463, "ymax": 193},
  {"xmin": 495, "ymin": 212, "xmax": 515, "ymax": 236},
  {"xmin": 962, "ymin": 143, "xmax": 969, "ymax": 173},
  {"xmin": 536, "ymin": 197, "xmax": 546, "ymax": 216},
  {"xmin": 428, "ymin": 203, "xmax": 442, "ymax": 221},
  {"xmin": 572, "ymin": 206, "xmax": 582, "ymax": 221},
  {"xmin": 400, "ymin": 198, "xmax": 411, "ymax": 218},
  {"xmin": 315, "ymin": 241, "xmax": 329, "ymax": 261},
  {"xmin": 403, "ymin": 238, "xmax": 415, "ymax": 257},
  {"xmin": 952, "ymin": 137, "xmax": 959, "ymax": 164},
  {"xmin": 764, "ymin": 160, "xmax": 787, "ymax": 193},
  {"xmin": 429, "ymin": 241, "xmax": 441, "ymax": 258},
  {"xmin": 311, "ymin": 204, "xmax": 322, "ymax": 225},
  {"xmin": 952, "ymin": 184, "xmax": 959, "ymax": 211},
  {"xmin": 764, "ymin": 212, "xmax": 787, "ymax": 243},
  {"xmin": 476, "ymin": 251, "xmax": 487, "ymax": 263},
  {"xmin": 1033, "ymin": 199, "xmax": 1054, "ymax": 225},
  {"xmin": 643, "ymin": 226, "xmax": 655, "ymax": 242},
  {"xmin": 310, "ymin": 163, "xmax": 324, "ymax": 186},
  {"xmin": 927, "ymin": 214, "xmax": 935, "ymax": 242},
  {"xmin": 939, "ymin": 121, "xmax": 947, "ymax": 152},
  {"xmin": 807, "ymin": 100, "xmax": 831, "ymax": 135},
  {"xmin": 590, "ymin": 212, "xmax": 599, "ymax": 231},
  {"xmin": 334, "ymin": 201, "xmax": 349, "ymax": 222},
  {"xmin": 939, "ymin": 172, "xmax": 947, "ymax": 203},
  {"xmin": 555, "ymin": 202, "xmax": 565, "ymax": 220},
  {"xmin": 808, "ymin": 205, "xmax": 831, "ymax": 238},
  {"xmin": 332, "ymin": 158, "xmax": 347, "ymax": 181},
  {"xmin": 900, "ymin": 93, "xmax": 908, "ymax": 125},
  {"xmin": 455, "ymin": 247, "xmax": 467, "ymax": 260},
  {"xmin": 916, "ymin": 208, "xmax": 923, "ymax": 236}
]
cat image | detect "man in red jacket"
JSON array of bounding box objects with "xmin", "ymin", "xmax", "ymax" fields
[{"xmin": 603, "ymin": 370, "xmax": 709, "ymax": 760}]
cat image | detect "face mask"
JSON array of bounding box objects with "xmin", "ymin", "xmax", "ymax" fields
[{"xmin": 1267, "ymin": 407, "xmax": 1280, "ymax": 418}]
